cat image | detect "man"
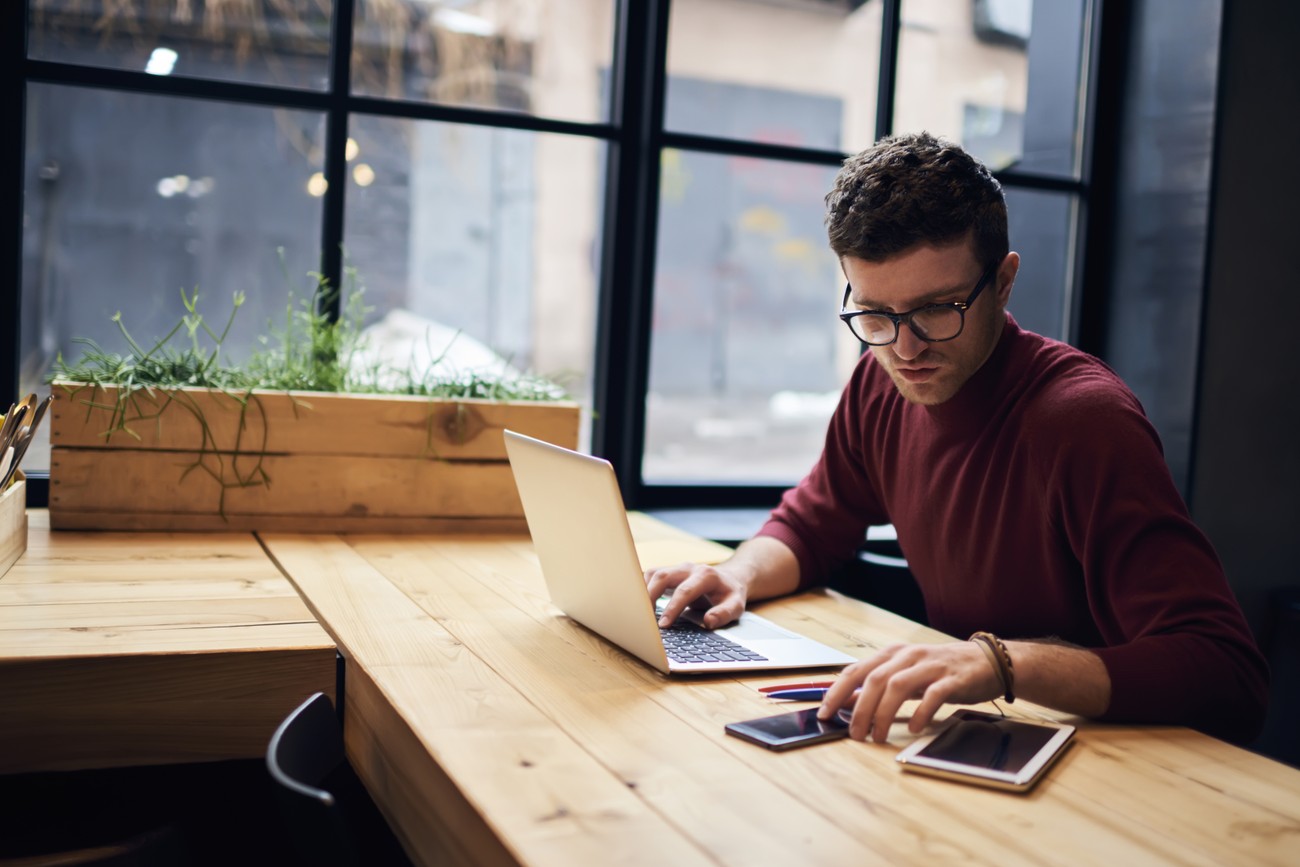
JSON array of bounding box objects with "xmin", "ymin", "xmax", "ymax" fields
[{"xmin": 646, "ymin": 132, "xmax": 1268, "ymax": 746}]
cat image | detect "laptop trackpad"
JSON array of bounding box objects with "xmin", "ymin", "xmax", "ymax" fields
[{"xmin": 721, "ymin": 615, "xmax": 799, "ymax": 642}]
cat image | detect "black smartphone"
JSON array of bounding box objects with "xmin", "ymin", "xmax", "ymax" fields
[{"xmin": 725, "ymin": 707, "xmax": 850, "ymax": 751}]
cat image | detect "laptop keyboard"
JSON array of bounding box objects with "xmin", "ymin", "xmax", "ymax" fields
[{"xmin": 660, "ymin": 619, "xmax": 769, "ymax": 664}]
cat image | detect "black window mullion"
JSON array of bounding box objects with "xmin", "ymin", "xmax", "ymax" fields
[
  {"xmin": 875, "ymin": 0, "xmax": 902, "ymax": 139},
  {"xmin": 344, "ymin": 94, "xmax": 620, "ymax": 138},
  {"xmin": 592, "ymin": 0, "xmax": 670, "ymax": 507},
  {"xmin": 319, "ymin": 0, "xmax": 357, "ymax": 318},
  {"xmin": 661, "ymin": 131, "xmax": 846, "ymax": 166},
  {"xmin": 3, "ymin": 4, "xmax": 29, "ymax": 410},
  {"xmin": 1076, "ymin": 0, "xmax": 1125, "ymax": 354},
  {"xmin": 22, "ymin": 59, "xmax": 334, "ymax": 110},
  {"xmin": 7, "ymin": 5, "xmax": 50, "ymax": 507}
]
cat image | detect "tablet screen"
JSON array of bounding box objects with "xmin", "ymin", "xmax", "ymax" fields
[{"xmin": 916, "ymin": 713, "xmax": 1058, "ymax": 774}]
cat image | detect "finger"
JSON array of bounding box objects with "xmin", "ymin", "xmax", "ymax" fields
[
  {"xmin": 817, "ymin": 644, "xmax": 904, "ymax": 720},
  {"xmin": 644, "ymin": 563, "xmax": 691, "ymax": 602},
  {"xmin": 850, "ymin": 651, "xmax": 919, "ymax": 741},
  {"xmin": 908, "ymin": 680, "xmax": 954, "ymax": 734},
  {"xmin": 817, "ymin": 659, "xmax": 875, "ymax": 720},
  {"xmin": 656, "ymin": 572, "xmax": 714, "ymax": 626},
  {"xmin": 846, "ymin": 682, "xmax": 882, "ymax": 741},
  {"xmin": 700, "ymin": 598, "xmax": 743, "ymax": 629},
  {"xmin": 870, "ymin": 664, "xmax": 939, "ymax": 744}
]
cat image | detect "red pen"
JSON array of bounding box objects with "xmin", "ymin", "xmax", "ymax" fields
[{"xmin": 757, "ymin": 681, "xmax": 836, "ymax": 694}]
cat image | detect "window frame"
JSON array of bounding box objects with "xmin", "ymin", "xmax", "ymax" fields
[
  {"xmin": 606, "ymin": 0, "xmax": 1102, "ymax": 510},
  {"xmin": 3, "ymin": 0, "xmax": 1108, "ymax": 512}
]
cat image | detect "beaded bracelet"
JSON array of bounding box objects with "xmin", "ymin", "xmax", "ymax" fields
[{"xmin": 969, "ymin": 631, "xmax": 1016, "ymax": 703}]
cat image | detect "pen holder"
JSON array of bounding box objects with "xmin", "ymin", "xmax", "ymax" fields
[{"xmin": 0, "ymin": 472, "xmax": 27, "ymax": 578}]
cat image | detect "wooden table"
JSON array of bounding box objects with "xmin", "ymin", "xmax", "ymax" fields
[
  {"xmin": 0, "ymin": 512, "xmax": 337, "ymax": 774},
  {"xmin": 261, "ymin": 514, "xmax": 1300, "ymax": 867}
]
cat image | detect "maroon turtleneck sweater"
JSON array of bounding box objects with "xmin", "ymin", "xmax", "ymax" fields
[{"xmin": 759, "ymin": 315, "xmax": 1267, "ymax": 744}]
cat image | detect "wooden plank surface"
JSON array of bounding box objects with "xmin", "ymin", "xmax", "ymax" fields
[
  {"xmin": 341, "ymin": 533, "xmax": 919, "ymax": 866},
  {"xmin": 50, "ymin": 383, "xmax": 580, "ymax": 459},
  {"xmin": 261, "ymin": 532, "xmax": 714, "ymax": 867},
  {"xmin": 10, "ymin": 509, "xmax": 1296, "ymax": 863},
  {"xmin": 49, "ymin": 451, "xmax": 526, "ymax": 529},
  {"xmin": 262, "ymin": 517, "xmax": 1300, "ymax": 867},
  {"xmin": 0, "ymin": 649, "xmax": 334, "ymax": 773},
  {"xmin": 348, "ymin": 535, "xmax": 1140, "ymax": 866},
  {"xmin": 47, "ymin": 509, "xmax": 528, "ymax": 535},
  {"xmin": 625, "ymin": 510, "xmax": 737, "ymax": 569},
  {"xmin": 0, "ymin": 511, "xmax": 337, "ymax": 773}
]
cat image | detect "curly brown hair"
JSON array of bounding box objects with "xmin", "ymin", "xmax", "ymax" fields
[{"xmin": 825, "ymin": 131, "xmax": 1008, "ymax": 268}]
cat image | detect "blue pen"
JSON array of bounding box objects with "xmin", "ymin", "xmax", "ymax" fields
[{"xmin": 764, "ymin": 687, "xmax": 832, "ymax": 701}]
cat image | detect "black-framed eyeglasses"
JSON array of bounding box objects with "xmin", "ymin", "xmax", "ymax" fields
[{"xmin": 838, "ymin": 262, "xmax": 998, "ymax": 346}]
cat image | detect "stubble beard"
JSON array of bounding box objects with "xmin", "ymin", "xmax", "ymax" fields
[{"xmin": 875, "ymin": 351, "xmax": 959, "ymax": 406}]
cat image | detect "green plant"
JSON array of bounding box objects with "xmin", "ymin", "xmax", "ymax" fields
[
  {"xmin": 48, "ymin": 265, "xmax": 572, "ymax": 518},
  {"xmin": 50, "ymin": 268, "xmax": 570, "ymax": 401}
]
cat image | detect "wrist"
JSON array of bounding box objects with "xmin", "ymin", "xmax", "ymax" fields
[
  {"xmin": 729, "ymin": 535, "xmax": 801, "ymax": 600},
  {"xmin": 969, "ymin": 631, "xmax": 1016, "ymax": 703}
]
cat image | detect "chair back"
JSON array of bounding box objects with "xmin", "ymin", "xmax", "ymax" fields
[{"xmin": 266, "ymin": 692, "xmax": 361, "ymax": 866}]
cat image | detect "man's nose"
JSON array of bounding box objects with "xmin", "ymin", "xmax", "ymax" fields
[{"xmin": 891, "ymin": 322, "xmax": 928, "ymax": 361}]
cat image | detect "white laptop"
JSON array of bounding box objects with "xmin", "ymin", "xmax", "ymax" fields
[{"xmin": 503, "ymin": 430, "xmax": 857, "ymax": 675}]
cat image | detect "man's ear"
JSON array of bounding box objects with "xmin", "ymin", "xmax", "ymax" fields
[{"xmin": 996, "ymin": 252, "xmax": 1020, "ymax": 307}]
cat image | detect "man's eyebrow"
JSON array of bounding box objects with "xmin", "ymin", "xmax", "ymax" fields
[{"xmin": 851, "ymin": 283, "xmax": 970, "ymax": 312}]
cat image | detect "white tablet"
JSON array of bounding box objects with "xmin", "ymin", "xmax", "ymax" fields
[{"xmin": 895, "ymin": 709, "xmax": 1076, "ymax": 793}]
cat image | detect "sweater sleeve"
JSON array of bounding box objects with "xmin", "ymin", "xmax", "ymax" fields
[
  {"xmin": 1041, "ymin": 377, "xmax": 1269, "ymax": 744},
  {"xmin": 757, "ymin": 358, "xmax": 890, "ymax": 590}
]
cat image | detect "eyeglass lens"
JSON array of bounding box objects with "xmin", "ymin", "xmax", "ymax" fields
[{"xmin": 851, "ymin": 307, "xmax": 965, "ymax": 344}]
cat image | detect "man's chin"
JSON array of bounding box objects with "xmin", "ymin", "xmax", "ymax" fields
[{"xmin": 888, "ymin": 371, "xmax": 956, "ymax": 405}]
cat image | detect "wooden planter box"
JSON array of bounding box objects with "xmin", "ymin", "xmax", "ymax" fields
[
  {"xmin": 0, "ymin": 472, "xmax": 26, "ymax": 576},
  {"xmin": 48, "ymin": 383, "xmax": 580, "ymax": 532}
]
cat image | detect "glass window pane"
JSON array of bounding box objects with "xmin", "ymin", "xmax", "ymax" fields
[
  {"xmin": 1005, "ymin": 188, "xmax": 1076, "ymax": 341},
  {"xmin": 895, "ymin": 0, "xmax": 1088, "ymax": 177},
  {"xmin": 20, "ymin": 83, "xmax": 326, "ymax": 471},
  {"xmin": 28, "ymin": 0, "xmax": 333, "ymax": 90},
  {"xmin": 351, "ymin": 0, "xmax": 615, "ymax": 124},
  {"xmin": 665, "ymin": 0, "xmax": 880, "ymax": 151},
  {"xmin": 644, "ymin": 152, "xmax": 849, "ymax": 485},
  {"xmin": 343, "ymin": 117, "xmax": 603, "ymax": 437}
]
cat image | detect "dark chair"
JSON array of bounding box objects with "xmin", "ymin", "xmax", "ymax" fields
[
  {"xmin": 828, "ymin": 525, "xmax": 928, "ymax": 625},
  {"xmin": 266, "ymin": 692, "xmax": 413, "ymax": 867}
]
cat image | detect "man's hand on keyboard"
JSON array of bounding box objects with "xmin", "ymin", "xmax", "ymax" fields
[{"xmin": 644, "ymin": 561, "xmax": 748, "ymax": 630}]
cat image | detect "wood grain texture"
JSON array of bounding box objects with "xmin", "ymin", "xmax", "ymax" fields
[
  {"xmin": 0, "ymin": 511, "xmax": 337, "ymax": 773},
  {"xmin": 48, "ymin": 383, "xmax": 580, "ymax": 531},
  {"xmin": 50, "ymin": 383, "xmax": 580, "ymax": 459},
  {"xmin": 46, "ymin": 510, "xmax": 529, "ymax": 534},
  {"xmin": 9, "ymin": 510, "xmax": 1298, "ymax": 865},
  {"xmin": 0, "ymin": 649, "xmax": 335, "ymax": 773},
  {"xmin": 343, "ymin": 662, "xmax": 522, "ymax": 867},
  {"xmin": 354, "ymin": 535, "xmax": 1075, "ymax": 866},
  {"xmin": 343, "ymin": 533, "xmax": 917, "ymax": 866},
  {"xmin": 262, "ymin": 515, "xmax": 1300, "ymax": 867},
  {"xmin": 260, "ymin": 532, "xmax": 716, "ymax": 867},
  {"xmin": 50, "ymin": 451, "xmax": 523, "ymax": 522},
  {"xmin": 624, "ymin": 510, "xmax": 736, "ymax": 569},
  {"xmin": 0, "ymin": 475, "xmax": 26, "ymax": 577}
]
